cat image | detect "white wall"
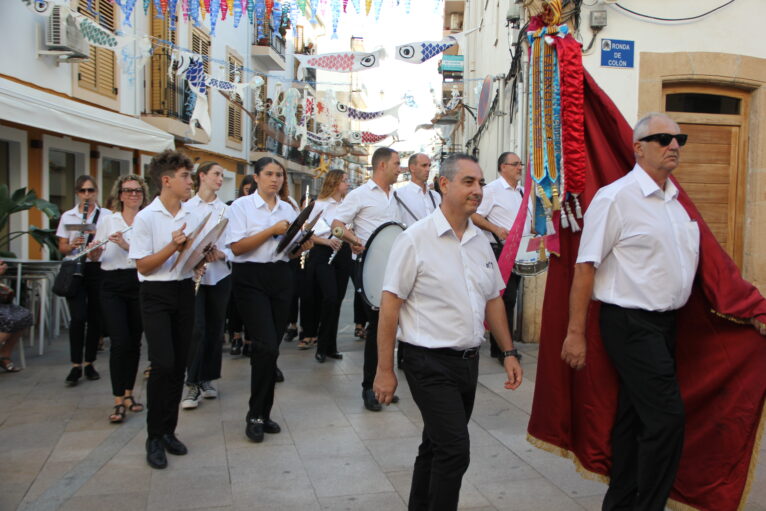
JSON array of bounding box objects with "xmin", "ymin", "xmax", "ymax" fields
[{"xmin": 460, "ymin": 0, "xmax": 766, "ymax": 178}]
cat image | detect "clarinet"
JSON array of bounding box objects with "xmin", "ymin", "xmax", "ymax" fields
[{"xmin": 73, "ymin": 199, "xmax": 90, "ymax": 277}]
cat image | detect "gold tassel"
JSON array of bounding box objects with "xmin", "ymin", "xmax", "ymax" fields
[
  {"xmin": 538, "ymin": 237, "xmax": 548, "ymax": 262},
  {"xmin": 551, "ymin": 184, "xmax": 561, "ymax": 211},
  {"xmin": 536, "ymin": 185, "xmax": 552, "ymax": 209}
]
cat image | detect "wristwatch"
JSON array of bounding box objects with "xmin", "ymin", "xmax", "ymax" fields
[{"xmin": 502, "ymin": 349, "xmax": 522, "ymax": 361}]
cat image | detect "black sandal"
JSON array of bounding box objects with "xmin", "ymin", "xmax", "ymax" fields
[
  {"xmin": 0, "ymin": 357, "xmax": 20, "ymax": 373},
  {"xmin": 123, "ymin": 396, "xmax": 144, "ymax": 413},
  {"xmin": 109, "ymin": 404, "xmax": 126, "ymax": 423},
  {"xmin": 354, "ymin": 326, "xmax": 366, "ymax": 340}
]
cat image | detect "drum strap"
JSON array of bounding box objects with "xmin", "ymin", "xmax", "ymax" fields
[
  {"xmin": 427, "ymin": 190, "xmax": 436, "ymax": 209},
  {"xmin": 393, "ymin": 191, "xmax": 419, "ymax": 223}
]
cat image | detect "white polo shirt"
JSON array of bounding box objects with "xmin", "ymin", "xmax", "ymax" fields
[
  {"xmin": 56, "ymin": 204, "xmax": 111, "ymax": 247},
  {"xmin": 476, "ymin": 177, "xmax": 531, "ymax": 241},
  {"xmin": 309, "ymin": 197, "xmax": 342, "ymax": 238},
  {"xmin": 332, "ymin": 179, "xmax": 401, "ymax": 246},
  {"xmin": 576, "ymin": 164, "xmax": 700, "ymax": 312},
  {"xmin": 93, "ymin": 211, "xmax": 135, "ymax": 271},
  {"xmin": 383, "ymin": 207, "xmax": 505, "ymax": 350},
  {"xmin": 225, "ymin": 192, "xmax": 298, "ymax": 263},
  {"xmin": 185, "ymin": 194, "xmax": 232, "ymax": 286},
  {"xmin": 393, "ymin": 181, "xmax": 441, "ymax": 226},
  {"xmin": 128, "ymin": 197, "xmax": 203, "ymax": 282}
]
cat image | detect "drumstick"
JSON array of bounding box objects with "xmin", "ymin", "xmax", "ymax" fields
[{"xmin": 332, "ymin": 226, "xmax": 362, "ymax": 247}]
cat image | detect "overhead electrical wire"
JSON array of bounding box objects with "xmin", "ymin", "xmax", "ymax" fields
[{"xmin": 614, "ymin": 0, "xmax": 736, "ymax": 22}]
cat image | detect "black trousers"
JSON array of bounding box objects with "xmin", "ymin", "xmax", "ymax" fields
[
  {"xmin": 600, "ymin": 303, "xmax": 684, "ymax": 511},
  {"xmin": 140, "ymin": 279, "xmax": 195, "ymax": 439},
  {"xmin": 66, "ymin": 261, "xmax": 102, "ymax": 364},
  {"xmin": 101, "ymin": 269, "xmax": 142, "ymax": 397},
  {"xmin": 353, "ymin": 291, "xmax": 367, "ymax": 325},
  {"xmin": 187, "ymin": 275, "xmax": 231, "ymax": 385},
  {"xmin": 303, "ymin": 244, "xmax": 352, "ymax": 354},
  {"xmin": 401, "ymin": 343, "xmax": 479, "ymax": 511},
  {"xmin": 353, "ymin": 259, "xmax": 380, "ymax": 389},
  {"xmin": 232, "ymin": 262, "xmax": 293, "ymax": 420},
  {"xmin": 287, "ymin": 257, "xmax": 302, "ymax": 326}
]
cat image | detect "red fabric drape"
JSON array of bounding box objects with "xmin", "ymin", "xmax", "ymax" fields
[{"xmin": 527, "ymin": 71, "xmax": 766, "ymax": 511}]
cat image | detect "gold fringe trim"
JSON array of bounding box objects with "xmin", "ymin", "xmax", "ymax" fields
[
  {"xmin": 522, "ymin": 433, "xmax": 766, "ymax": 511},
  {"xmin": 710, "ymin": 308, "xmax": 750, "ymax": 325}
]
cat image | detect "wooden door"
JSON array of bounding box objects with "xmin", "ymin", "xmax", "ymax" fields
[{"xmin": 674, "ymin": 123, "xmax": 740, "ymax": 262}]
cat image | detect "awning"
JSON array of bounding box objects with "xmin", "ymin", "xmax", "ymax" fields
[{"xmin": 0, "ymin": 77, "xmax": 174, "ymax": 153}]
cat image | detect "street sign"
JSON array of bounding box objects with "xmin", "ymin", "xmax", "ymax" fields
[
  {"xmin": 600, "ymin": 39, "xmax": 634, "ymax": 68},
  {"xmin": 440, "ymin": 55, "xmax": 464, "ymax": 72}
]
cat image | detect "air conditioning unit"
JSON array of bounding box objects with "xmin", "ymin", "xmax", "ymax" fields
[{"xmin": 46, "ymin": 5, "xmax": 90, "ymax": 58}]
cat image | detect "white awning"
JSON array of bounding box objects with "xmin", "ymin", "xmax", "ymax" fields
[{"xmin": 0, "ymin": 77, "xmax": 174, "ymax": 153}]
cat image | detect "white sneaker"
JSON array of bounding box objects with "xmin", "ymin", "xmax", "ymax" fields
[
  {"xmin": 181, "ymin": 385, "xmax": 201, "ymax": 409},
  {"xmin": 199, "ymin": 381, "xmax": 218, "ymax": 399}
]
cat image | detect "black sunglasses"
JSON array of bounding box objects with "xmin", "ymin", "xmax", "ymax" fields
[
  {"xmin": 639, "ymin": 133, "xmax": 688, "ymax": 147},
  {"xmin": 79, "ymin": 187, "xmax": 96, "ymax": 193}
]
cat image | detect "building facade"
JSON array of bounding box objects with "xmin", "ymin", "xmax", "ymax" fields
[{"xmin": 454, "ymin": 0, "xmax": 766, "ymax": 339}]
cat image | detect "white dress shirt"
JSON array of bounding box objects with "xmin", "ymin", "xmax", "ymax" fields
[
  {"xmin": 309, "ymin": 197, "xmax": 342, "ymax": 238},
  {"xmin": 185, "ymin": 194, "xmax": 232, "ymax": 286},
  {"xmin": 576, "ymin": 164, "xmax": 700, "ymax": 311},
  {"xmin": 93, "ymin": 211, "xmax": 135, "ymax": 271},
  {"xmin": 128, "ymin": 197, "xmax": 204, "ymax": 282},
  {"xmin": 333, "ymin": 179, "xmax": 401, "ymax": 246},
  {"xmin": 393, "ymin": 181, "xmax": 441, "ymax": 226},
  {"xmin": 56, "ymin": 204, "xmax": 111, "ymax": 247},
  {"xmin": 225, "ymin": 192, "xmax": 298, "ymax": 263},
  {"xmin": 383, "ymin": 208, "xmax": 505, "ymax": 350},
  {"xmin": 476, "ymin": 177, "xmax": 532, "ymax": 241}
]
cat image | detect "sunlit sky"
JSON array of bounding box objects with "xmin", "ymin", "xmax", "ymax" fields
[{"xmin": 311, "ymin": 1, "xmax": 446, "ymax": 155}]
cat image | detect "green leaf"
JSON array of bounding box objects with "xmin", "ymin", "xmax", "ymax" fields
[
  {"xmin": 28, "ymin": 226, "xmax": 62, "ymax": 260},
  {"xmin": 0, "ymin": 250, "xmax": 17, "ymax": 259},
  {"xmin": 11, "ymin": 187, "xmax": 28, "ymax": 203},
  {"xmin": 32, "ymin": 198, "xmax": 60, "ymax": 220}
]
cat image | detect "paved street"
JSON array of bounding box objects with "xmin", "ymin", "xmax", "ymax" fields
[{"xmin": 1, "ymin": 287, "xmax": 765, "ymax": 511}]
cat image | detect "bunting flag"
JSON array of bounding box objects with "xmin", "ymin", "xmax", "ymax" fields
[
  {"xmin": 331, "ymin": 0, "xmax": 341, "ymax": 39},
  {"xmin": 365, "ymin": 0, "xmax": 372, "ymax": 15},
  {"xmin": 395, "ymin": 28, "xmax": 476, "ymax": 64},
  {"xmin": 210, "ymin": 0, "xmax": 220, "ymax": 34},
  {"xmin": 336, "ymin": 102, "xmax": 400, "ymax": 122},
  {"xmin": 294, "ymin": 49, "xmax": 385, "ymax": 77}
]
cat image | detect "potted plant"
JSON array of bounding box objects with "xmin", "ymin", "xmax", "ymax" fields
[{"xmin": 0, "ymin": 184, "xmax": 60, "ymax": 259}]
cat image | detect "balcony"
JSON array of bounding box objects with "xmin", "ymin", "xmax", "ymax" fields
[
  {"xmin": 252, "ymin": 31, "xmax": 286, "ymax": 71},
  {"xmin": 250, "ymin": 116, "xmax": 320, "ymax": 173},
  {"xmin": 142, "ymin": 52, "xmax": 210, "ymax": 144}
]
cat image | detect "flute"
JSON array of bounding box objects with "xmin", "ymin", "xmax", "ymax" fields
[
  {"xmin": 78, "ymin": 226, "xmax": 133, "ymax": 259},
  {"xmin": 329, "ymin": 226, "xmax": 362, "ymax": 264}
]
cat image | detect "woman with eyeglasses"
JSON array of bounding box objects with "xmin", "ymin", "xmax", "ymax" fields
[
  {"xmin": 56, "ymin": 175, "xmax": 111, "ymax": 387},
  {"xmin": 86, "ymin": 175, "xmax": 148, "ymax": 422}
]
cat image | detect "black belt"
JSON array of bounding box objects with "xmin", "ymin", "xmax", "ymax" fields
[{"xmin": 402, "ymin": 342, "xmax": 480, "ymax": 359}]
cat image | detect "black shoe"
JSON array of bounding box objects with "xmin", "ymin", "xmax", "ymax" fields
[
  {"xmin": 315, "ymin": 352, "xmax": 326, "ymax": 363},
  {"xmin": 391, "ymin": 395, "xmax": 400, "ymax": 404},
  {"xmin": 242, "ymin": 342, "xmax": 252, "ymax": 357},
  {"xmin": 65, "ymin": 366, "xmax": 82, "ymax": 387},
  {"xmin": 145, "ymin": 438, "xmax": 167, "ymax": 469},
  {"xmin": 245, "ymin": 417, "xmax": 265, "ymax": 443},
  {"xmin": 362, "ymin": 388, "xmax": 382, "ymax": 412},
  {"xmin": 84, "ymin": 364, "xmax": 100, "ymax": 381},
  {"xmin": 275, "ymin": 367, "xmax": 284, "ymax": 383},
  {"xmin": 283, "ymin": 327, "xmax": 298, "ymax": 342},
  {"xmin": 161, "ymin": 434, "xmax": 188, "ymax": 455},
  {"xmin": 326, "ymin": 352, "xmax": 343, "ymax": 360},
  {"xmin": 263, "ymin": 419, "xmax": 281, "ymax": 434},
  {"xmin": 230, "ymin": 338, "xmax": 242, "ymax": 356}
]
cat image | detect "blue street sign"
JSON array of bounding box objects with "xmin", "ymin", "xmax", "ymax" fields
[{"xmin": 600, "ymin": 39, "xmax": 634, "ymax": 68}]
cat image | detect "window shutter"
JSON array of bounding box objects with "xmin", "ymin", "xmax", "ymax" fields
[
  {"xmin": 77, "ymin": 0, "xmax": 117, "ymax": 98},
  {"xmin": 227, "ymin": 55, "xmax": 243, "ymax": 142},
  {"xmin": 150, "ymin": 7, "xmax": 177, "ymax": 115}
]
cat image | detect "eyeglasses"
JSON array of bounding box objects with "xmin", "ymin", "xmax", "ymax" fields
[
  {"xmin": 639, "ymin": 133, "xmax": 688, "ymax": 147},
  {"xmin": 120, "ymin": 188, "xmax": 144, "ymax": 195},
  {"xmin": 503, "ymin": 162, "xmax": 523, "ymax": 167},
  {"xmin": 78, "ymin": 187, "xmax": 96, "ymax": 193}
]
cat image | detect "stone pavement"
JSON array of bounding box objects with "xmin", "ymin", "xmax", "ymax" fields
[{"xmin": 1, "ymin": 288, "xmax": 765, "ymax": 511}]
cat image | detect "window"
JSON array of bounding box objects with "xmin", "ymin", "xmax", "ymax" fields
[
  {"xmin": 48, "ymin": 150, "xmax": 78, "ymax": 234},
  {"xmin": 227, "ymin": 53, "xmax": 244, "ymax": 143},
  {"xmin": 666, "ymin": 93, "xmax": 741, "ymax": 115},
  {"xmin": 150, "ymin": 6, "xmax": 179, "ymax": 117},
  {"xmin": 77, "ymin": 0, "xmax": 117, "ymax": 98}
]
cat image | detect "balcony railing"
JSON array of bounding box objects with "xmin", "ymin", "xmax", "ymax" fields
[
  {"xmin": 149, "ymin": 53, "xmax": 193, "ymax": 122},
  {"xmin": 255, "ymin": 30, "xmax": 285, "ymax": 59},
  {"xmin": 251, "ymin": 116, "xmax": 320, "ymax": 170}
]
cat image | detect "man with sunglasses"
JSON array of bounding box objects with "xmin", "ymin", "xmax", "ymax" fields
[{"xmin": 561, "ymin": 112, "xmax": 695, "ymax": 510}]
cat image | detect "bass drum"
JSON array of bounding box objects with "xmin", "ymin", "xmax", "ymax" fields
[{"xmin": 358, "ymin": 221, "xmax": 406, "ymax": 309}]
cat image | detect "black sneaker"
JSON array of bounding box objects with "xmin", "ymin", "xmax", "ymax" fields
[
  {"xmin": 65, "ymin": 366, "xmax": 82, "ymax": 387},
  {"xmin": 245, "ymin": 417, "xmax": 265, "ymax": 443},
  {"xmin": 283, "ymin": 327, "xmax": 298, "ymax": 343},
  {"xmin": 275, "ymin": 367, "xmax": 284, "ymax": 383},
  {"xmin": 362, "ymin": 388, "xmax": 382, "ymax": 412},
  {"xmin": 145, "ymin": 437, "xmax": 167, "ymax": 469},
  {"xmin": 230, "ymin": 338, "xmax": 242, "ymax": 356},
  {"xmin": 242, "ymin": 342, "xmax": 252, "ymax": 357},
  {"xmin": 84, "ymin": 365, "xmax": 100, "ymax": 381}
]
